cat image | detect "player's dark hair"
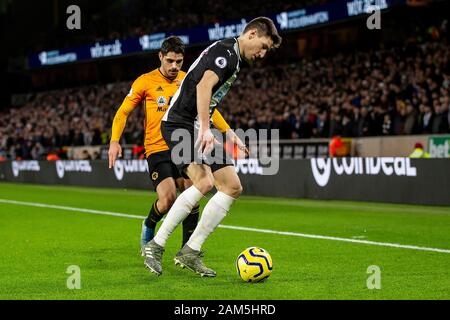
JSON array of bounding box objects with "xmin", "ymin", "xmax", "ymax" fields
[
  {"xmin": 160, "ymin": 36, "xmax": 185, "ymax": 55},
  {"xmin": 243, "ymin": 17, "xmax": 282, "ymax": 49}
]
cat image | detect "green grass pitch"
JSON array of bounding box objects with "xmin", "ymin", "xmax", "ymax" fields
[{"xmin": 0, "ymin": 182, "xmax": 449, "ymax": 300}]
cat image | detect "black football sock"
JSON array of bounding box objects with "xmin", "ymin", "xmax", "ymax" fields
[
  {"xmin": 144, "ymin": 201, "xmax": 164, "ymax": 229},
  {"xmin": 182, "ymin": 205, "xmax": 200, "ymax": 248}
]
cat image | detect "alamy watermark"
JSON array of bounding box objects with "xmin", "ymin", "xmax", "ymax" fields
[
  {"xmin": 366, "ymin": 265, "xmax": 381, "ymax": 289},
  {"xmin": 66, "ymin": 265, "xmax": 81, "ymax": 289},
  {"xmin": 66, "ymin": 5, "xmax": 81, "ymax": 30},
  {"xmin": 366, "ymin": 9, "xmax": 381, "ymax": 30},
  {"xmin": 169, "ymin": 128, "xmax": 280, "ymax": 175}
]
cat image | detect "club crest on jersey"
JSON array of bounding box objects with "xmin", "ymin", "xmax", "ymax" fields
[
  {"xmin": 215, "ymin": 57, "xmax": 227, "ymax": 69},
  {"xmin": 157, "ymin": 96, "xmax": 167, "ymax": 107}
]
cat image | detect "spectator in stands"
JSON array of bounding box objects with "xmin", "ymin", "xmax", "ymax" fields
[
  {"xmin": 3, "ymin": 34, "xmax": 450, "ymax": 159},
  {"xmin": 80, "ymin": 150, "xmax": 92, "ymax": 160},
  {"xmin": 409, "ymin": 142, "xmax": 430, "ymax": 158},
  {"xmin": 403, "ymin": 102, "xmax": 418, "ymax": 134},
  {"xmin": 432, "ymin": 102, "xmax": 450, "ymax": 133},
  {"xmin": 329, "ymin": 136, "xmax": 348, "ymax": 157},
  {"xmin": 21, "ymin": 0, "xmax": 315, "ymax": 56},
  {"xmin": 419, "ymin": 104, "xmax": 434, "ymax": 133}
]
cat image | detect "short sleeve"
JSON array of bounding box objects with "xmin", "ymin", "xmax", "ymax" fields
[{"xmin": 204, "ymin": 44, "xmax": 237, "ymax": 83}]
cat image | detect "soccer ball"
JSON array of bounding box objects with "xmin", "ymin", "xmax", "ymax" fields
[{"xmin": 236, "ymin": 247, "xmax": 273, "ymax": 282}]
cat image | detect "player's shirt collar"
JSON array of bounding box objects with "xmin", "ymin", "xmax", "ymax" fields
[
  {"xmin": 233, "ymin": 38, "xmax": 242, "ymax": 62},
  {"xmin": 157, "ymin": 68, "xmax": 179, "ymax": 83}
]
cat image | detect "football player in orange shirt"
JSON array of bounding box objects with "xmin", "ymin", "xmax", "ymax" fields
[{"xmin": 108, "ymin": 36, "xmax": 232, "ymax": 254}]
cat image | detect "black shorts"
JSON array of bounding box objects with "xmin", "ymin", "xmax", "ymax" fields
[
  {"xmin": 161, "ymin": 121, "xmax": 234, "ymax": 179},
  {"xmin": 146, "ymin": 150, "xmax": 182, "ymax": 190}
]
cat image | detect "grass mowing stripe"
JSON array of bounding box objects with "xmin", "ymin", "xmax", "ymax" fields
[
  {"xmin": 2, "ymin": 182, "xmax": 449, "ymax": 214},
  {"xmin": 2, "ymin": 198, "xmax": 449, "ymax": 254},
  {"xmin": 240, "ymin": 199, "xmax": 450, "ymax": 215},
  {"xmin": 218, "ymin": 225, "xmax": 450, "ymax": 254},
  {"xmin": 0, "ymin": 199, "xmax": 144, "ymax": 219}
]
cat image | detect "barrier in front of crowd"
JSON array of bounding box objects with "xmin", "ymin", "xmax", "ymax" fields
[
  {"xmin": 1, "ymin": 158, "xmax": 449, "ymax": 206},
  {"xmin": 70, "ymin": 134, "xmax": 449, "ymax": 160}
]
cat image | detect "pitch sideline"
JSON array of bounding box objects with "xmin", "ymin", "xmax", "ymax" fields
[{"xmin": 1, "ymin": 198, "xmax": 449, "ymax": 254}]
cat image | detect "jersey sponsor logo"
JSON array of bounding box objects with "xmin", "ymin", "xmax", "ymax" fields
[
  {"xmin": 215, "ymin": 56, "xmax": 227, "ymax": 69},
  {"xmin": 56, "ymin": 160, "xmax": 92, "ymax": 179},
  {"xmin": 208, "ymin": 71, "xmax": 238, "ymax": 112},
  {"xmin": 113, "ymin": 160, "xmax": 149, "ymax": 181},
  {"xmin": 156, "ymin": 86, "xmax": 164, "ymax": 92},
  {"xmin": 11, "ymin": 161, "xmax": 41, "ymax": 177},
  {"xmin": 157, "ymin": 96, "xmax": 167, "ymax": 107},
  {"xmin": 310, "ymin": 157, "xmax": 418, "ymax": 187}
]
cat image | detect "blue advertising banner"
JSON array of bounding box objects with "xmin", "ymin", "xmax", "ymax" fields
[{"xmin": 28, "ymin": 0, "xmax": 401, "ymax": 68}]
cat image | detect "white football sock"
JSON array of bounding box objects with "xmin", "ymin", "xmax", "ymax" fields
[
  {"xmin": 153, "ymin": 186, "xmax": 204, "ymax": 247},
  {"xmin": 187, "ymin": 191, "xmax": 235, "ymax": 251}
]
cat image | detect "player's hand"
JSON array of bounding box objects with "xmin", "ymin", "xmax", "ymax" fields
[
  {"xmin": 195, "ymin": 127, "xmax": 219, "ymax": 156},
  {"xmin": 108, "ymin": 141, "xmax": 122, "ymax": 169},
  {"xmin": 226, "ymin": 129, "xmax": 249, "ymax": 158}
]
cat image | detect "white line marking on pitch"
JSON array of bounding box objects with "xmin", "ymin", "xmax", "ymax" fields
[
  {"xmin": 0, "ymin": 199, "xmax": 144, "ymax": 219},
  {"xmin": 1, "ymin": 199, "xmax": 449, "ymax": 254},
  {"xmin": 351, "ymin": 236, "xmax": 367, "ymax": 239}
]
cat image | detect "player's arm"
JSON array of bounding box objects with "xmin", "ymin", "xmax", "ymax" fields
[
  {"xmin": 197, "ymin": 45, "xmax": 239, "ymax": 155},
  {"xmin": 108, "ymin": 78, "xmax": 144, "ymax": 168},
  {"xmin": 211, "ymin": 109, "xmax": 230, "ymax": 133},
  {"xmin": 196, "ymin": 70, "xmax": 220, "ymax": 155},
  {"xmin": 211, "ymin": 109, "xmax": 248, "ymax": 157}
]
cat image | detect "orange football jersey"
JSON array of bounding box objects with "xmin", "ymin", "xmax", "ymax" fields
[
  {"xmin": 129, "ymin": 69, "xmax": 184, "ymax": 156},
  {"xmin": 111, "ymin": 68, "xmax": 230, "ymax": 157}
]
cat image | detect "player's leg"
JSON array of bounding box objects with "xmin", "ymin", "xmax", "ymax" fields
[
  {"xmin": 152, "ymin": 163, "xmax": 213, "ymax": 247},
  {"xmin": 169, "ymin": 163, "xmax": 221, "ymax": 276},
  {"xmin": 144, "ymin": 163, "xmax": 213, "ymax": 276},
  {"xmin": 174, "ymin": 165, "xmax": 242, "ymax": 277},
  {"xmin": 185, "ymin": 165, "xmax": 242, "ymax": 252},
  {"xmin": 140, "ymin": 176, "xmax": 177, "ymax": 250},
  {"xmin": 172, "ymin": 133, "xmax": 241, "ymax": 277},
  {"xmin": 176, "ymin": 177, "xmax": 200, "ymax": 248},
  {"xmin": 141, "ymin": 151, "xmax": 178, "ymax": 252}
]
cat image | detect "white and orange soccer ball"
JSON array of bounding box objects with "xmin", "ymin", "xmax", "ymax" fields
[{"xmin": 236, "ymin": 247, "xmax": 273, "ymax": 282}]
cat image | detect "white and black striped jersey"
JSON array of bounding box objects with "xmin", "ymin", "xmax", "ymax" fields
[{"xmin": 162, "ymin": 38, "xmax": 241, "ymax": 126}]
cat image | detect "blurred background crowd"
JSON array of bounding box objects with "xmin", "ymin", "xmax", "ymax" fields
[
  {"xmin": 16, "ymin": 0, "xmax": 326, "ymax": 54},
  {"xmin": 1, "ymin": 0, "xmax": 449, "ymax": 160}
]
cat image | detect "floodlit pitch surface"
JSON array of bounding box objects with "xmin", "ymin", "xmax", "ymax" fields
[{"xmin": 0, "ymin": 182, "xmax": 449, "ymax": 300}]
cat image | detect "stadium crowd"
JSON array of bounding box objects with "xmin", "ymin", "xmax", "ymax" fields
[
  {"xmin": 222, "ymin": 39, "xmax": 450, "ymax": 139},
  {"xmin": 103, "ymin": 0, "xmax": 319, "ymax": 39},
  {"xmin": 31, "ymin": 0, "xmax": 323, "ymax": 53},
  {"xmin": 2, "ymin": 32, "xmax": 450, "ymax": 160},
  {"xmin": 0, "ymin": 83, "xmax": 131, "ymax": 160}
]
